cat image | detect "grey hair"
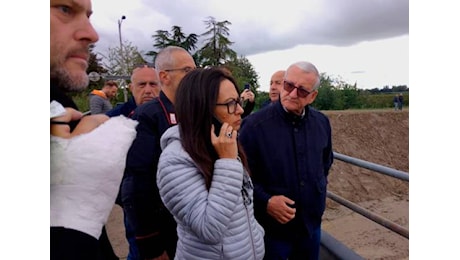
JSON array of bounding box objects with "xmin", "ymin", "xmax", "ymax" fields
[
  {"xmin": 154, "ymin": 46, "xmax": 188, "ymax": 78},
  {"xmin": 289, "ymin": 61, "xmax": 321, "ymax": 90}
]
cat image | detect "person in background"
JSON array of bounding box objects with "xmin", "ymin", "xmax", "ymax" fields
[
  {"xmin": 393, "ymin": 94, "xmax": 399, "ymax": 111},
  {"xmin": 398, "ymin": 93, "xmax": 404, "ymax": 110},
  {"xmin": 157, "ymin": 67, "xmax": 265, "ymax": 259},
  {"xmin": 239, "ymin": 61, "xmax": 333, "ymax": 260},
  {"xmin": 217, "ymin": 65, "xmax": 256, "ymax": 118},
  {"xmin": 89, "ymin": 80, "xmax": 118, "ymax": 114},
  {"xmin": 107, "ymin": 64, "xmax": 160, "ymax": 118},
  {"xmin": 240, "ymin": 85, "xmax": 256, "ymax": 118},
  {"xmin": 50, "ymin": 0, "xmax": 137, "ymax": 259},
  {"xmin": 121, "ymin": 46, "xmax": 196, "ymax": 260},
  {"xmin": 105, "ymin": 64, "xmax": 160, "ymax": 260},
  {"xmin": 261, "ymin": 70, "xmax": 285, "ymax": 108}
]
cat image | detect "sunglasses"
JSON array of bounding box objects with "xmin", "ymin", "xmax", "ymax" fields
[
  {"xmin": 283, "ymin": 80, "xmax": 314, "ymax": 98},
  {"xmin": 216, "ymin": 98, "xmax": 244, "ymax": 114}
]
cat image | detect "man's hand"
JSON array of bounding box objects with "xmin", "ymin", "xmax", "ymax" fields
[
  {"xmin": 50, "ymin": 107, "xmax": 108, "ymax": 138},
  {"xmin": 50, "ymin": 116, "xmax": 138, "ymax": 239},
  {"xmin": 267, "ymin": 195, "xmax": 296, "ymax": 224}
]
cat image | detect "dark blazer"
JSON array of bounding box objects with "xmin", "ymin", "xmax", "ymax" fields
[
  {"xmin": 106, "ymin": 96, "xmax": 137, "ymax": 118},
  {"xmin": 239, "ymin": 101, "xmax": 333, "ymax": 238},
  {"xmin": 120, "ymin": 91, "xmax": 178, "ymax": 259}
]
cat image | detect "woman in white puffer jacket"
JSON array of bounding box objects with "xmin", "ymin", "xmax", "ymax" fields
[{"xmin": 157, "ymin": 68, "xmax": 265, "ymax": 260}]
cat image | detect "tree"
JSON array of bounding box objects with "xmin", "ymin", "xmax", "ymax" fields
[
  {"xmin": 196, "ymin": 16, "xmax": 237, "ymax": 67},
  {"xmin": 313, "ymin": 74, "xmax": 337, "ymax": 110},
  {"xmin": 87, "ymin": 44, "xmax": 107, "ymax": 75},
  {"xmin": 146, "ymin": 26, "xmax": 198, "ymax": 62},
  {"xmin": 222, "ymin": 56, "xmax": 259, "ymax": 91},
  {"xmin": 104, "ymin": 40, "xmax": 146, "ymax": 76},
  {"xmin": 87, "ymin": 44, "xmax": 108, "ymax": 88}
]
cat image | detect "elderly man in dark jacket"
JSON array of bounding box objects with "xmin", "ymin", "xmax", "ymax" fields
[{"xmin": 239, "ymin": 61, "xmax": 333, "ymax": 260}]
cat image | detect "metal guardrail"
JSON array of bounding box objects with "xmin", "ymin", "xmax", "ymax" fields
[
  {"xmin": 333, "ymin": 152, "xmax": 409, "ymax": 181},
  {"xmin": 320, "ymin": 152, "xmax": 409, "ymax": 259},
  {"xmin": 327, "ymin": 191, "xmax": 409, "ymax": 239},
  {"xmin": 320, "ymin": 230, "xmax": 365, "ymax": 260}
]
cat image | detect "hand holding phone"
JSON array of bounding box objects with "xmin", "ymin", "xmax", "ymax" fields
[
  {"xmin": 211, "ymin": 116, "xmax": 238, "ymax": 159},
  {"xmin": 212, "ymin": 116, "xmax": 223, "ymax": 137}
]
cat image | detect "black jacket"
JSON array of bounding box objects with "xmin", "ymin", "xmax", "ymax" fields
[
  {"xmin": 121, "ymin": 91, "xmax": 178, "ymax": 259},
  {"xmin": 239, "ymin": 100, "xmax": 333, "ymax": 238}
]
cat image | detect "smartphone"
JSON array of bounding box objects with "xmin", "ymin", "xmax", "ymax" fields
[
  {"xmin": 244, "ymin": 83, "xmax": 250, "ymax": 90},
  {"xmin": 212, "ymin": 116, "xmax": 223, "ymax": 136}
]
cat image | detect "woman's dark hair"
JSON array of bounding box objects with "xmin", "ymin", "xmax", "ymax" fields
[{"xmin": 175, "ymin": 67, "xmax": 250, "ymax": 189}]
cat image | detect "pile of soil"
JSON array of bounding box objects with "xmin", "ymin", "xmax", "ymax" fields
[
  {"xmin": 106, "ymin": 108, "xmax": 409, "ymax": 260},
  {"xmin": 322, "ymin": 109, "xmax": 409, "ymax": 260}
]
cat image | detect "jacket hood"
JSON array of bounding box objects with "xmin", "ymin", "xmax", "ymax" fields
[
  {"xmin": 160, "ymin": 124, "xmax": 181, "ymax": 150},
  {"xmin": 90, "ymin": 89, "xmax": 108, "ymax": 99}
]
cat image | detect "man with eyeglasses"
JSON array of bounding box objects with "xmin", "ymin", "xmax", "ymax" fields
[
  {"xmin": 239, "ymin": 61, "xmax": 333, "ymax": 260},
  {"xmin": 121, "ymin": 46, "xmax": 196, "ymax": 260}
]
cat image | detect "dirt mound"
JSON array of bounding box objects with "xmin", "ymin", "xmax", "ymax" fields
[
  {"xmin": 322, "ymin": 109, "xmax": 409, "ymax": 260},
  {"xmin": 106, "ymin": 108, "xmax": 409, "ymax": 260},
  {"xmin": 325, "ymin": 109, "xmax": 408, "ymax": 203}
]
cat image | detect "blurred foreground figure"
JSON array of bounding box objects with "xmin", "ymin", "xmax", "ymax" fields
[{"xmin": 50, "ymin": 0, "xmax": 137, "ymax": 259}]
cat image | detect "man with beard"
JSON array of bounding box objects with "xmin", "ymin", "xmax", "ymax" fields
[{"xmin": 50, "ymin": 0, "xmax": 138, "ymax": 259}]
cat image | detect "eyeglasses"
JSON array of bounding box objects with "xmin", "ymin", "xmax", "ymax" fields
[
  {"xmin": 164, "ymin": 66, "xmax": 195, "ymax": 73},
  {"xmin": 283, "ymin": 80, "xmax": 314, "ymax": 98},
  {"xmin": 216, "ymin": 98, "xmax": 244, "ymax": 114}
]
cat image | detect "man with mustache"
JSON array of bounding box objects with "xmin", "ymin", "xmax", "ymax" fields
[{"xmin": 50, "ymin": 0, "xmax": 137, "ymax": 259}]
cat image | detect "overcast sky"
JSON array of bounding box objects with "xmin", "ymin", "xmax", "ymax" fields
[{"xmin": 90, "ymin": 0, "xmax": 409, "ymax": 91}]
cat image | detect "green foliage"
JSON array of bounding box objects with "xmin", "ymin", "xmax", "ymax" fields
[
  {"xmin": 251, "ymin": 73, "xmax": 409, "ymax": 112},
  {"xmin": 105, "ymin": 40, "xmax": 146, "ymax": 76},
  {"xmin": 69, "ymin": 88, "xmax": 128, "ymax": 113},
  {"xmin": 145, "ymin": 17, "xmax": 250, "ymax": 91},
  {"xmin": 71, "ymin": 91, "xmax": 91, "ymax": 112},
  {"xmin": 146, "ymin": 26, "xmax": 199, "ymax": 61},
  {"xmin": 254, "ymin": 92, "xmax": 269, "ymax": 111},
  {"xmin": 223, "ymin": 56, "xmax": 260, "ymax": 91},
  {"xmin": 252, "ymin": 88, "xmax": 409, "ymax": 112},
  {"xmin": 195, "ymin": 17, "xmax": 237, "ymax": 67},
  {"xmin": 357, "ymin": 92, "xmax": 409, "ymax": 109},
  {"xmin": 94, "ymin": 17, "xmax": 409, "ymax": 113}
]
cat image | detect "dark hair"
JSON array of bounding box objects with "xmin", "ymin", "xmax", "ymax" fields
[
  {"xmin": 104, "ymin": 80, "xmax": 118, "ymax": 87},
  {"xmin": 175, "ymin": 67, "xmax": 250, "ymax": 189}
]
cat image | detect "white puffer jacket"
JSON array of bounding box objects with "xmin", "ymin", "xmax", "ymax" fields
[{"xmin": 157, "ymin": 125, "xmax": 265, "ymax": 260}]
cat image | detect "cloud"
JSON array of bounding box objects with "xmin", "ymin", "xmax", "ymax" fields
[
  {"xmin": 91, "ymin": 0, "xmax": 408, "ymax": 56},
  {"xmin": 89, "ymin": 0, "xmax": 408, "ymax": 90}
]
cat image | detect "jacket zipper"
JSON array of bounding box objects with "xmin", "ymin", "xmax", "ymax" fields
[{"xmin": 244, "ymin": 203, "xmax": 257, "ymax": 260}]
